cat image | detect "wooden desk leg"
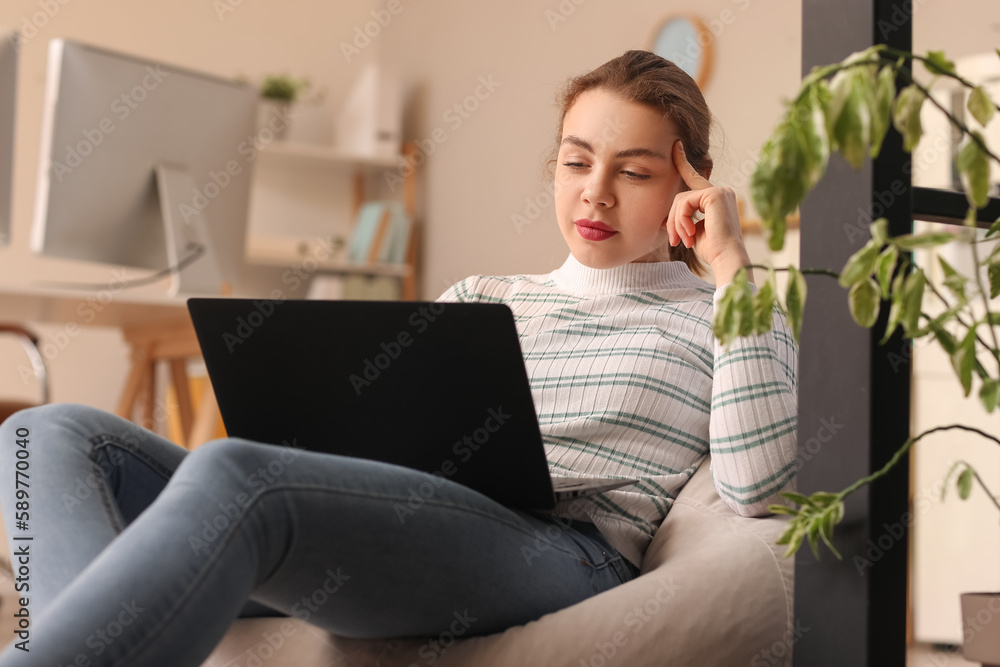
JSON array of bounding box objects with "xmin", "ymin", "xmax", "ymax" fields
[
  {"xmin": 140, "ymin": 359, "xmax": 156, "ymax": 428},
  {"xmin": 117, "ymin": 346, "xmax": 150, "ymax": 421},
  {"xmin": 168, "ymin": 359, "xmax": 194, "ymax": 447},
  {"xmin": 187, "ymin": 380, "xmax": 221, "ymax": 449}
]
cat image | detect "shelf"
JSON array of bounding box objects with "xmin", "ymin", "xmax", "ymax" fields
[
  {"xmin": 258, "ymin": 140, "xmax": 402, "ymax": 169},
  {"xmin": 245, "ymin": 234, "xmax": 411, "ymax": 278},
  {"xmin": 739, "ymin": 216, "xmax": 800, "ymax": 235}
]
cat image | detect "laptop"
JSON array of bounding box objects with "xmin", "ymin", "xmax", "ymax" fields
[{"xmin": 186, "ymin": 298, "xmax": 640, "ymax": 510}]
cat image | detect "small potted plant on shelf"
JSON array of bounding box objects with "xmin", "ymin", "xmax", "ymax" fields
[
  {"xmin": 252, "ymin": 73, "xmax": 328, "ymax": 144},
  {"xmin": 715, "ymin": 45, "xmax": 1000, "ymax": 662}
]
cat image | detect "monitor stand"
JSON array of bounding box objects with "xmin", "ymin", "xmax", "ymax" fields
[{"xmin": 155, "ymin": 163, "xmax": 224, "ymax": 297}]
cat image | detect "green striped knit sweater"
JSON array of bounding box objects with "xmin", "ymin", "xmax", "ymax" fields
[{"xmin": 436, "ymin": 253, "xmax": 798, "ymax": 569}]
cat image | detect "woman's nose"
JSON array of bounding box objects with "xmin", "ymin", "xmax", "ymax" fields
[{"xmin": 582, "ymin": 175, "xmax": 614, "ymax": 208}]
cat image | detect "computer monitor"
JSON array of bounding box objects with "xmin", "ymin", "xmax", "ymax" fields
[
  {"xmin": 0, "ymin": 32, "xmax": 17, "ymax": 247},
  {"xmin": 31, "ymin": 38, "xmax": 259, "ymax": 295}
]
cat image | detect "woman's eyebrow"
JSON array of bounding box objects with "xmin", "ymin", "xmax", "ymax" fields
[{"xmin": 561, "ymin": 135, "xmax": 667, "ymax": 160}]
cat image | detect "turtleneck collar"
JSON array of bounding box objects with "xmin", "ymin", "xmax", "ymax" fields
[{"xmin": 549, "ymin": 253, "xmax": 709, "ymax": 296}]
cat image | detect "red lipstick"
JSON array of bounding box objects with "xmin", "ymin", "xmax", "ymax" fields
[{"xmin": 575, "ymin": 219, "xmax": 617, "ymax": 241}]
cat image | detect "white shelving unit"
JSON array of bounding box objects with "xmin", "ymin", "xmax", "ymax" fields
[{"xmin": 244, "ymin": 140, "xmax": 419, "ymax": 299}]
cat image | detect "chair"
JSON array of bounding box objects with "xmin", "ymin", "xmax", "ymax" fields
[
  {"xmin": 202, "ymin": 456, "xmax": 796, "ymax": 667},
  {"xmin": 0, "ymin": 324, "xmax": 49, "ymax": 584},
  {"xmin": 0, "ymin": 324, "xmax": 49, "ymax": 426}
]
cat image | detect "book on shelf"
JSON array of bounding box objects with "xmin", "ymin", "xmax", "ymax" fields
[{"xmin": 346, "ymin": 200, "xmax": 411, "ymax": 265}]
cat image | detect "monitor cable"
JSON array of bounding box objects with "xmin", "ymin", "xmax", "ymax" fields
[{"xmin": 32, "ymin": 241, "xmax": 205, "ymax": 291}]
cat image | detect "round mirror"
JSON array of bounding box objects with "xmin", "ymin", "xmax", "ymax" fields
[{"xmin": 650, "ymin": 15, "xmax": 714, "ymax": 90}]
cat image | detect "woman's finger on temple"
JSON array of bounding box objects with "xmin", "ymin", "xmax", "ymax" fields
[{"xmin": 673, "ymin": 141, "xmax": 712, "ymax": 190}]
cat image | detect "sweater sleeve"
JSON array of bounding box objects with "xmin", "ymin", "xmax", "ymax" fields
[{"xmin": 708, "ymin": 280, "xmax": 799, "ymax": 517}]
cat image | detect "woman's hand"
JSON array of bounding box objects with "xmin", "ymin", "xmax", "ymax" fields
[{"xmin": 665, "ymin": 141, "xmax": 754, "ymax": 286}]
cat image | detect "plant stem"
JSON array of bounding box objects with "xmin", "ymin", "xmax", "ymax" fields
[
  {"xmin": 923, "ymin": 278, "xmax": 998, "ymax": 359},
  {"xmin": 745, "ymin": 264, "xmax": 841, "ymax": 279},
  {"xmin": 880, "ymin": 46, "xmax": 1000, "ymax": 115},
  {"xmin": 892, "ymin": 65, "xmax": 1000, "ymax": 167},
  {"xmin": 839, "ymin": 424, "xmax": 1000, "ymax": 499},
  {"xmin": 795, "ymin": 58, "xmax": 884, "ymax": 105}
]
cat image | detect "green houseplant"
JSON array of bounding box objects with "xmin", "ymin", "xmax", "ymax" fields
[
  {"xmin": 250, "ymin": 73, "xmax": 328, "ymax": 143},
  {"xmin": 713, "ymin": 44, "xmax": 1000, "ymax": 656}
]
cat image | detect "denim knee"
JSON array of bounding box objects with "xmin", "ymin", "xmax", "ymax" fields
[
  {"xmin": 0, "ymin": 403, "xmax": 146, "ymax": 459},
  {"xmin": 172, "ymin": 438, "xmax": 294, "ymax": 499}
]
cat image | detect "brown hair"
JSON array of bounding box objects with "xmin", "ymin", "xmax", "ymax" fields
[{"xmin": 550, "ymin": 50, "xmax": 712, "ymax": 277}]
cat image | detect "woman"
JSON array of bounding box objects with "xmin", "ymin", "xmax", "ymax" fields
[{"xmin": 0, "ymin": 50, "xmax": 797, "ymax": 666}]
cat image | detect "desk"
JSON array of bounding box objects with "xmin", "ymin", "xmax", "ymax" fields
[{"xmin": 0, "ymin": 281, "xmax": 220, "ymax": 448}]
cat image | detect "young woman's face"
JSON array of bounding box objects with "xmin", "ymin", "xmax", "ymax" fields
[{"xmin": 554, "ymin": 88, "xmax": 687, "ymax": 269}]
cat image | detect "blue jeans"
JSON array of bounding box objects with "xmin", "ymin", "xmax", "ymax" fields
[{"xmin": 0, "ymin": 403, "xmax": 640, "ymax": 666}]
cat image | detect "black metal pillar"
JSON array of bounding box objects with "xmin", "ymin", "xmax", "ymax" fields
[{"xmin": 796, "ymin": 1, "xmax": 912, "ymax": 664}]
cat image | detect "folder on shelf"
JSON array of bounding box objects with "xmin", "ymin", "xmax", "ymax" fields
[
  {"xmin": 383, "ymin": 202, "xmax": 412, "ymax": 265},
  {"xmin": 346, "ymin": 201, "xmax": 388, "ymax": 263},
  {"xmin": 347, "ymin": 200, "xmax": 412, "ymax": 266}
]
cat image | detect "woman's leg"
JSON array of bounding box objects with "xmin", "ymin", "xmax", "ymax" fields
[
  {"xmin": 0, "ymin": 403, "xmax": 282, "ymax": 619},
  {"xmin": 0, "ymin": 432, "xmax": 638, "ymax": 667}
]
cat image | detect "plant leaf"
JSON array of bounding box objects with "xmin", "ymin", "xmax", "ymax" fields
[
  {"xmin": 879, "ymin": 266, "xmax": 907, "ymax": 345},
  {"xmin": 829, "ymin": 68, "xmax": 872, "ymax": 168},
  {"xmin": 870, "ymin": 217, "xmax": 889, "ymax": 246},
  {"xmin": 956, "ymin": 131, "xmax": 991, "ymax": 209},
  {"xmin": 890, "ymin": 231, "xmax": 958, "ymax": 250},
  {"xmin": 955, "ymin": 130, "xmax": 990, "ymax": 208},
  {"xmin": 808, "ymin": 519, "xmax": 822, "ymax": 560},
  {"xmin": 957, "ymin": 467, "xmax": 974, "ymax": 500},
  {"xmin": 870, "ymin": 66, "xmax": 896, "ymax": 159},
  {"xmin": 892, "ymin": 84, "xmax": 924, "ymax": 153},
  {"xmin": 781, "ymin": 491, "xmax": 818, "ymax": 508},
  {"xmin": 989, "ymin": 261, "xmax": 1000, "ymax": 299},
  {"xmin": 753, "ymin": 271, "xmax": 778, "ymax": 333},
  {"xmin": 818, "ymin": 510, "xmax": 843, "ymax": 560},
  {"xmin": 899, "ymin": 268, "xmax": 926, "ymax": 337},
  {"xmin": 786, "ymin": 265, "xmax": 807, "ymax": 343},
  {"xmin": 849, "ymin": 278, "xmax": 881, "ymax": 327},
  {"xmin": 930, "ymin": 320, "xmax": 958, "ymax": 355},
  {"xmin": 980, "ymin": 378, "xmax": 1000, "ymax": 413},
  {"xmin": 949, "ymin": 325, "xmax": 978, "ymax": 396},
  {"xmin": 968, "ymin": 85, "xmax": 996, "ymax": 127},
  {"xmin": 713, "ymin": 281, "xmax": 739, "ymax": 351},
  {"xmin": 876, "ymin": 244, "xmax": 899, "ymax": 299},
  {"xmin": 839, "ymin": 240, "xmax": 881, "ymax": 287},
  {"xmin": 752, "ymin": 84, "xmax": 830, "ymax": 252},
  {"xmin": 988, "ymin": 216, "xmax": 1000, "ymax": 239},
  {"xmin": 925, "ymin": 51, "xmax": 956, "ymax": 75},
  {"xmin": 938, "ymin": 255, "xmax": 969, "ymax": 303}
]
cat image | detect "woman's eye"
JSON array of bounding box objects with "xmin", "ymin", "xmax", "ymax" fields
[
  {"xmin": 563, "ymin": 162, "xmax": 587, "ymax": 169},
  {"xmin": 623, "ymin": 170, "xmax": 651, "ymax": 181}
]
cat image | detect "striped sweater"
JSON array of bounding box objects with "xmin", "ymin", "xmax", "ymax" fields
[{"xmin": 436, "ymin": 253, "xmax": 798, "ymax": 569}]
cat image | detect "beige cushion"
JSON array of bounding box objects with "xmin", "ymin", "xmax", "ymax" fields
[{"xmin": 201, "ymin": 457, "xmax": 795, "ymax": 667}]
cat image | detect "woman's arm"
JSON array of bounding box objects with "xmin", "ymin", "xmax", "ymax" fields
[
  {"xmin": 707, "ymin": 275, "xmax": 799, "ymax": 517},
  {"xmin": 668, "ymin": 141, "xmax": 798, "ymax": 516}
]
